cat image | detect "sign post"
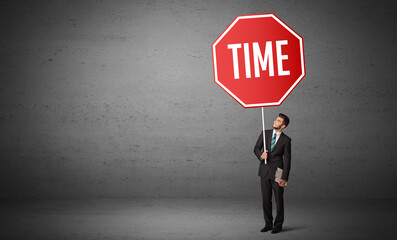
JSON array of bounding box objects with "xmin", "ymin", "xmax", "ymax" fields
[
  {"xmin": 261, "ymin": 107, "xmax": 267, "ymax": 163},
  {"xmin": 212, "ymin": 13, "xmax": 305, "ymax": 163}
]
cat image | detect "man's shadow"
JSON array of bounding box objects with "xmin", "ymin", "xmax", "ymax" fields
[{"xmin": 281, "ymin": 225, "xmax": 307, "ymax": 232}]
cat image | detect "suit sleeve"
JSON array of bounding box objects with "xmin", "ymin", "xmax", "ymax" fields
[
  {"xmin": 281, "ymin": 138, "xmax": 291, "ymax": 181},
  {"xmin": 253, "ymin": 131, "xmax": 264, "ymax": 162}
]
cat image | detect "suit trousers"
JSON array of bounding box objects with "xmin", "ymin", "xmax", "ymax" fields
[{"xmin": 260, "ymin": 176, "xmax": 284, "ymax": 228}]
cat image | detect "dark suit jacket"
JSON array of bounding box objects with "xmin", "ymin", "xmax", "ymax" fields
[{"xmin": 254, "ymin": 130, "xmax": 291, "ymax": 181}]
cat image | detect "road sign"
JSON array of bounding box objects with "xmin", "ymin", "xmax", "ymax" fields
[{"xmin": 212, "ymin": 13, "xmax": 305, "ymax": 108}]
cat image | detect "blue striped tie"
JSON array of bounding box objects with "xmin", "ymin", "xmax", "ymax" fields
[{"xmin": 270, "ymin": 133, "xmax": 277, "ymax": 151}]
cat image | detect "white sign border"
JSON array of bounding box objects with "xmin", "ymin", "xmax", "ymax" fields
[{"xmin": 212, "ymin": 13, "xmax": 306, "ymax": 108}]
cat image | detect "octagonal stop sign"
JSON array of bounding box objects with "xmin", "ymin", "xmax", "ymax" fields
[{"xmin": 212, "ymin": 13, "xmax": 305, "ymax": 108}]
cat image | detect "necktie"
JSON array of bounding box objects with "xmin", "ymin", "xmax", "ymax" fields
[{"xmin": 270, "ymin": 133, "xmax": 277, "ymax": 151}]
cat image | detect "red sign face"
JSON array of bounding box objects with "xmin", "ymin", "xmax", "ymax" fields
[{"xmin": 212, "ymin": 13, "xmax": 305, "ymax": 108}]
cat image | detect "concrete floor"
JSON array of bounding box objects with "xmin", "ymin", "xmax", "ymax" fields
[{"xmin": 1, "ymin": 198, "xmax": 396, "ymax": 240}]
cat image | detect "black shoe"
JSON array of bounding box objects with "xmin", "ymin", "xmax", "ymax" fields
[
  {"xmin": 272, "ymin": 227, "xmax": 283, "ymax": 234},
  {"xmin": 271, "ymin": 226, "xmax": 282, "ymax": 234},
  {"xmin": 260, "ymin": 226, "xmax": 273, "ymax": 232}
]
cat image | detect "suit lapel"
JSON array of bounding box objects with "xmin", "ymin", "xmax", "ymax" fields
[{"xmin": 266, "ymin": 130, "xmax": 272, "ymax": 151}]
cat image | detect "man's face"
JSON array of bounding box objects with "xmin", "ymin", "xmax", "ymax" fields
[{"xmin": 273, "ymin": 117, "xmax": 285, "ymax": 130}]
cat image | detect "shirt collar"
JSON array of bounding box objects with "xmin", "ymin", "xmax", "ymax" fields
[{"xmin": 272, "ymin": 129, "xmax": 282, "ymax": 137}]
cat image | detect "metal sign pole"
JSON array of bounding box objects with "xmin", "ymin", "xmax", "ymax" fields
[{"xmin": 261, "ymin": 107, "xmax": 267, "ymax": 164}]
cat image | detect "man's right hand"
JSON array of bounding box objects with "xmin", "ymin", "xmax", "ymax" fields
[{"xmin": 260, "ymin": 150, "xmax": 268, "ymax": 160}]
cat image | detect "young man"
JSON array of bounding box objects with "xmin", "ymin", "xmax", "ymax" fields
[{"xmin": 253, "ymin": 113, "xmax": 291, "ymax": 234}]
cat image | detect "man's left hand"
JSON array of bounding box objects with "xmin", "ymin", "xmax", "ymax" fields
[{"xmin": 278, "ymin": 179, "xmax": 287, "ymax": 187}]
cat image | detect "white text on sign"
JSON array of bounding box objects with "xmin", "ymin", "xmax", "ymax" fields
[{"xmin": 227, "ymin": 40, "xmax": 290, "ymax": 79}]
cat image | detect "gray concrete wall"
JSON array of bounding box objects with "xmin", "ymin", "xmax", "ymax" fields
[{"xmin": 1, "ymin": 0, "xmax": 396, "ymax": 200}]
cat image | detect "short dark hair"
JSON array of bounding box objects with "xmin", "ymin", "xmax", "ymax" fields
[{"xmin": 278, "ymin": 113, "xmax": 290, "ymax": 128}]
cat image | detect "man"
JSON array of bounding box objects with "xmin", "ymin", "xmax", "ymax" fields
[{"xmin": 253, "ymin": 113, "xmax": 291, "ymax": 234}]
